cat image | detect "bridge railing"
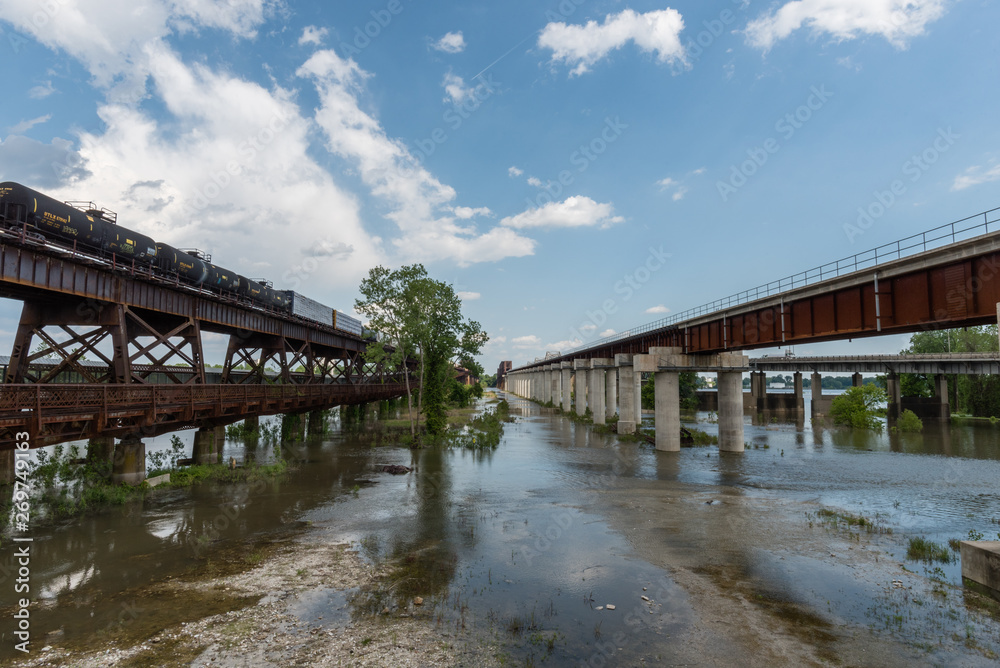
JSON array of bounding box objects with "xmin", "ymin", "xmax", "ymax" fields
[{"xmin": 554, "ymin": 205, "xmax": 1000, "ymax": 361}]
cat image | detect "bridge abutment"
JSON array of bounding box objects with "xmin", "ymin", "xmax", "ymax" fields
[{"xmin": 112, "ymin": 437, "xmax": 145, "ymax": 486}]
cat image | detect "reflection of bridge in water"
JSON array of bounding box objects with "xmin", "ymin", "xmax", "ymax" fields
[
  {"xmin": 505, "ymin": 207, "xmax": 1000, "ymax": 452},
  {"xmin": 0, "ymin": 234, "xmax": 412, "ymax": 484}
]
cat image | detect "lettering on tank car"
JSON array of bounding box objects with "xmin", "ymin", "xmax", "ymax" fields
[{"xmin": 61, "ymin": 225, "xmax": 78, "ymax": 236}]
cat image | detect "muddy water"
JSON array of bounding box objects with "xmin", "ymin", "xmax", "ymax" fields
[{"xmin": 1, "ymin": 393, "xmax": 1000, "ymax": 665}]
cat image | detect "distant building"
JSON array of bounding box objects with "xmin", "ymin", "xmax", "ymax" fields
[{"xmin": 496, "ymin": 360, "xmax": 512, "ymax": 390}]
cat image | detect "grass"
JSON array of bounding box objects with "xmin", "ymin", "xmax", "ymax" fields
[
  {"xmin": 907, "ymin": 537, "xmax": 953, "ymax": 563},
  {"xmin": 809, "ymin": 508, "xmax": 893, "ymax": 535}
]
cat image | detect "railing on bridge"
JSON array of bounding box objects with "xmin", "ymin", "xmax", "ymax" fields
[{"xmin": 559, "ymin": 205, "xmax": 1000, "ymax": 359}]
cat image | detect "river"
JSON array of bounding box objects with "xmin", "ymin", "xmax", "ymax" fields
[{"xmin": 1, "ymin": 390, "xmax": 999, "ymax": 666}]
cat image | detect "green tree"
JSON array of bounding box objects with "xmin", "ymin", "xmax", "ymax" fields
[
  {"xmin": 901, "ymin": 326, "xmax": 1000, "ymax": 415},
  {"xmin": 830, "ymin": 384, "xmax": 888, "ymax": 431},
  {"xmin": 355, "ymin": 265, "xmax": 488, "ymax": 439}
]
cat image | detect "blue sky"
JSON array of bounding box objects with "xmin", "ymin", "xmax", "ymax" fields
[{"xmin": 0, "ymin": 0, "xmax": 998, "ymax": 373}]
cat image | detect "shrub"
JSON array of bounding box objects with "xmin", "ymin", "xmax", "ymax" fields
[
  {"xmin": 830, "ymin": 385, "xmax": 887, "ymax": 431},
  {"xmin": 895, "ymin": 409, "xmax": 923, "ymax": 433}
]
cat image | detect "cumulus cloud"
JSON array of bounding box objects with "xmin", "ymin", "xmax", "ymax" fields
[
  {"xmin": 299, "ymin": 25, "xmax": 328, "ymax": 46},
  {"xmin": 8, "ymin": 114, "xmax": 52, "ymax": 134},
  {"xmin": 508, "ymin": 166, "xmax": 523, "ymax": 177},
  {"xmin": 457, "ymin": 291, "xmax": 481, "ymax": 300},
  {"xmin": 538, "ymin": 8, "xmax": 686, "ymax": 76},
  {"xmin": 500, "ymin": 196, "xmax": 624, "ymax": 230},
  {"xmin": 599, "ymin": 328, "xmax": 616, "ymax": 337},
  {"xmin": 646, "ymin": 305, "xmax": 670, "ymax": 314},
  {"xmin": 433, "ymin": 31, "xmax": 466, "ymax": 53},
  {"xmin": 0, "ymin": 135, "xmax": 90, "ymax": 188},
  {"xmin": 453, "ymin": 206, "xmax": 492, "ymax": 219},
  {"xmin": 298, "ymin": 49, "xmax": 535, "ymax": 266},
  {"xmin": 746, "ymin": 0, "xmax": 949, "ymax": 51},
  {"xmin": 513, "ymin": 335, "xmax": 542, "ymax": 348},
  {"xmin": 545, "ymin": 338, "xmax": 583, "ymax": 351},
  {"xmin": 952, "ymin": 163, "xmax": 1000, "ymax": 191},
  {"xmin": 442, "ymin": 71, "xmax": 476, "ymax": 105}
]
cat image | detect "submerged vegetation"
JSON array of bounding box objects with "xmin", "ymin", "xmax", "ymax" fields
[
  {"xmin": 448, "ymin": 400, "xmax": 512, "ymax": 450},
  {"xmin": 830, "ymin": 384, "xmax": 888, "ymax": 431}
]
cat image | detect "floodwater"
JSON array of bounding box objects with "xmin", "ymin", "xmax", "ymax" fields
[{"xmin": 1, "ymin": 391, "xmax": 1000, "ymax": 665}]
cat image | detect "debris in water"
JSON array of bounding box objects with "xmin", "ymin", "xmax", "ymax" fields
[{"xmin": 379, "ymin": 465, "xmax": 412, "ymax": 475}]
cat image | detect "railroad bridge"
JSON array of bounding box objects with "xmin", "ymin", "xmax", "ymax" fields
[
  {"xmin": 506, "ymin": 207, "xmax": 1000, "ymax": 452},
  {"xmin": 0, "ymin": 232, "xmax": 412, "ymax": 483}
]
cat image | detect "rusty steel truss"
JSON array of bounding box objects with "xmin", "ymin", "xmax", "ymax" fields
[{"xmin": 0, "ymin": 237, "xmax": 414, "ymax": 448}]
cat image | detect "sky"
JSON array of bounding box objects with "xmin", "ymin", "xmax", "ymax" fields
[{"xmin": 0, "ymin": 0, "xmax": 998, "ymax": 375}]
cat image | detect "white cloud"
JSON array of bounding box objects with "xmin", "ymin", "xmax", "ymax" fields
[
  {"xmin": 298, "ymin": 49, "xmax": 535, "ymax": 266},
  {"xmin": 526, "ymin": 176, "xmax": 543, "ymax": 187},
  {"xmin": 299, "ymin": 25, "xmax": 328, "ymax": 46},
  {"xmin": 0, "ymin": 135, "xmax": 89, "ymax": 187},
  {"xmin": 746, "ymin": 0, "xmax": 948, "ymax": 51},
  {"xmin": 952, "ymin": 163, "xmax": 1000, "ymax": 191},
  {"xmin": 500, "ymin": 196, "xmax": 625, "ymax": 230},
  {"xmin": 457, "ymin": 291, "xmax": 481, "ymax": 300},
  {"xmin": 646, "ymin": 305, "xmax": 671, "ymax": 314},
  {"xmin": 453, "ymin": 206, "xmax": 492, "ymax": 219},
  {"xmin": 442, "ymin": 71, "xmax": 476, "ymax": 105},
  {"xmin": 656, "ymin": 176, "xmax": 689, "ymax": 201},
  {"xmin": 0, "ymin": 0, "xmax": 275, "ymax": 94},
  {"xmin": 28, "ymin": 81, "xmax": 55, "ymax": 99},
  {"xmin": 545, "ymin": 338, "xmax": 583, "ymax": 351},
  {"xmin": 539, "ymin": 8, "xmax": 686, "ymax": 76},
  {"xmin": 580, "ymin": 323, "xmax": 597, "ymax": 332},
  {"xmin": 513, "ymin": 335, "xmax": 542, "ymax": 348},
  {"xmin": 8, "ymin": 114, "xmax": 52, "ymax": 134},
  {"xmin": 433, "ymin": 31, "xmax": 466, "ymax": 54},
  {"xmin": 599, "ymin": 329, "xmax": 616, "ymax": 337},
  {"xmin": 508, "ymin": 166, "xmax": 523, "ymax": 177}
]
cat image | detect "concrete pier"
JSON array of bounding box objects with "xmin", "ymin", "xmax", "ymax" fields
[
  {"xmin": 961, "ymin": 541, "xmax": 1000, "ymax": 599},
  {"xmin": 718, "ymin": 353, "xmax": 747, "ymax": 453},
  {"xmin": 589, "ymin": 359, "xmax": 612, "ymax": 425},
  {"xmin": 616, "ymin": 354, "xmax": 636, "ymax": 434},
  {"xmin": 214, "ymin": 426, "xmax": 225, "ymax": 462},
  {"xmin": 886, "ymin": 372, "xmax": 901, "ymax": 422},
  {"xmin": 0, "ymin": 449, "xmax": 14, "ymax": 486},
  {"xmin": 574, "ymin": 360, "xmax": 589, "ymax": 416},
  {"xmin": 606, "ymin": 367, "xmax": 617, "ymax": 420},
  {"xmin": 112, "ymin": 437, "xmax": 146, "ymax": 486},
  {"xmin": 561, "ymin": 362, "xmax": 572, "ymax": 412},
  {"xmin": 811, "ymin": 372, "xmax": 833, "ymax": 419},
  {"xmin": 551, "ymin": 366, "xmax": 562, "ymax": 406},
  {"xmin": 87, "ymin": 436, "xmax": 115, "ymax": 476},
  {"xmin": 244, "ymin": 415, "xmax": 260, "ymax": 432},
  {"xmin": 308, "ymin": 409, "xmax": 325, "ymax": 435},
  {"xmin": 193, "ymin": 428, "xmax": 218, "ymax": 465}
]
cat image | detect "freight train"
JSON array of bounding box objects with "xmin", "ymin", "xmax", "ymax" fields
[{"xmin": 0, "ymin": 181, "xmax": 372, "ymax": 339}]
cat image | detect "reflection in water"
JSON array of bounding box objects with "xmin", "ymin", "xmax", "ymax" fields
[{"xmin": 2, "ymin": 394, "xmax": 999, "ymax": 664}]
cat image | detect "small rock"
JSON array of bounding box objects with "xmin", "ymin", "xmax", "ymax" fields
[
  {"xmin": 595, "ymin": 606, "xmax": 603, "ymax": 611},
  {"xmin": 413, "ymin": 597, "xmax": 424, "ymax": 606},
  {"xmin": 641, "ymin": 595, "xmax": 650, "ymax": 602},
  {"xmin": 606, "ymin": 604, "xmax": 616, "ymax": 611}
]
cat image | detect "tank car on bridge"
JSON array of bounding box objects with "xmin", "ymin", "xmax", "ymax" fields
[{"xmin": 0, "ymin": 181, "xmax": 372, "ymax": 339}]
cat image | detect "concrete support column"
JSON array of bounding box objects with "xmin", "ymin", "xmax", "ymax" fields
[
  {"xmin": 852, "ymin": 372, "xmax": 863, "ymax": 387},
  {"xmin": 244, "ymin": 415, "xmax": 260, "ymax": 432},
  {"xmin": 632, "ymin": 367, "xmax": 644, "ymax": 427},
  {"xmin": 811, "ymin": 372, "xmax": 825, "ymax": 419},
  {"xmin": 0, "ymin": 449, "xmax": 14, "ymax": 486},
  {"xmin": 561, "ymin": 363, "xmax": 572, "ymax": 412},
  {"xmin": 654, "ymin": 370, "xmax": 681, "ymax": 452},
  {"xmin": 87, "ymin": 436, "xmax": 115, "ymax": 467},
  {"xmin": 308, "ymin": 409, "xmax": 325, "ymax": 435},
  {"xmin": 933, "ymin": 374, "xmax": 951, "ymax": 419},
  {"xmin": 573, "ymin": 360, "xmax": 589, "ymax": 416},
  {"xmin": 551, "ymin": 367, "xmax": 561, "ymax": 405},
  {"xmin": 605, "ymin": 368, "xmax": 617, "ymax": 420},
  {"xmin": 886, "ymin": 372, "xmax": 901, "ymax": 422},
  {"xmin": 590, "ymin": 360, "xmax": 611, "ymax": 425},
  {"xmin": 793, "ymin": 372, "xmax": 805, "ymax": 419},
  {"xmin": 717, "ymin": 370, "xmax": 745, "ymax": 453},
  {"xmin": 542, "ymin": 368, "xmax": 551, "ymax": 404},
  {"xmin": 193, "ymin": 428, "xmax": 217, "ymax": 465},
  {"xmin": 214, "ymin": 426, "xmax": 225, "ymax": 462},
  {"xmin": 616, "ymin": 355, "xmax": 635, "ymax": 434},
  {"xmin": 112, "ymin": 437, "xmax": 146, "ymax": 486}
]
